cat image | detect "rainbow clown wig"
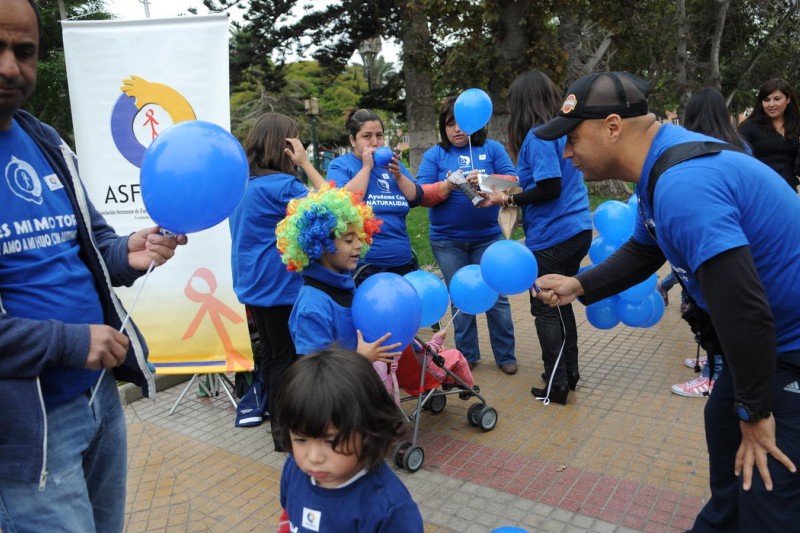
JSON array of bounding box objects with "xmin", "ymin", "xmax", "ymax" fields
[{"xmin": 276, "ymin": 182, "xmax": 381, "ymax": 272}]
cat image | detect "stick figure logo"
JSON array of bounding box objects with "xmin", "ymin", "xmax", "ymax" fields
[{"xmin": 110, "ymin": 75, "xmax": 196, "ymax": 167}]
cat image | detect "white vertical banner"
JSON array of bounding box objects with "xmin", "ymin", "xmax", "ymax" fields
[{"xmin": 62, "ymin": 15, "xmax": 252, "ymax": 374}]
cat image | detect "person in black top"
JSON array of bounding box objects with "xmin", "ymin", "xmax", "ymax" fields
[{"xmin": 738, "ymin": 78, "xmax": 800, "ymax": 190}]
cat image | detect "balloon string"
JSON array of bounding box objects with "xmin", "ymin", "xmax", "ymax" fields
[
  {"xmin": 88, "ymin": 259, "xmax": 156, "ymax": 406},
  {"xmin": 441, "ymin": 309, "xmax": 461, "ymax": 333},
  {"xmin": 468, "ymin": 136, "xmax": 475, "ymax": 173}
]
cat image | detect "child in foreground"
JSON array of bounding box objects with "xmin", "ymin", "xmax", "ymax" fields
[
  {"xmin": 274, "ymin": 348, "xmax": 424, "ymax": 533},
  {"xmin": 276, "ymin": 183, "xmax": 403, "ymax": 399}
]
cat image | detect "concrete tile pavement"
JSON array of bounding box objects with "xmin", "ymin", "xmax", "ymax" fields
[{"xmin": 124, "ymin": 266, "xmax": 710, "ymax": 532}]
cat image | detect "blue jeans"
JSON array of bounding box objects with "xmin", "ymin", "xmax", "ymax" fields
[
  {"xmin": 431, "ymin": 238, "xmax": 516, "ymax": 366},
  {"xmin": 0, "ymin": 373, "xmax": 127, "ymax": 533},
  {"xmin": 530, "ymin": 230, "xmax": 592, "ymax": 386},
  {"xmin": 702, "ymin": 354, "xmax": 723, "ymax": 381}
]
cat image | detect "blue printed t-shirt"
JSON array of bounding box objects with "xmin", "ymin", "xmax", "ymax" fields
[
  {"xmin": 0, "ymin": 120, "xmax": 102, "ymax": 408},
  {"xmin": 517, "ymin": 127, "xmax": 592, "ymax": 250},
  {"xmin": 280, "ymin": 456, "xmax": 424, "ymax": 532},
  {"xmin": 229, "ymin": 172, "xmax": 306, "ymax": 307},
  {"xmin": 634, "ymin": 124, "xmax": 800, "ymax": 353},
  {"xmin": 288, "ymin": 262, "xmax": 357, "ymax": 356},
  {"xmin": 327, "ymin": 153, "xmax": 414, "ymax": 268},
  {"xmin": 416, "ymin": 140, "xmax": 516, "ymax": 241}
]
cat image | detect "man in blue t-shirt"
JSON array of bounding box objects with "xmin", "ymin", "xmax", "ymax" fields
[
  {"xmin": 0, "ymin": 1, "xmax": 186, "ymax": 531},
  {"xmin": 534, "ymin": 72, "xmax": 800, "ymax": 532}
]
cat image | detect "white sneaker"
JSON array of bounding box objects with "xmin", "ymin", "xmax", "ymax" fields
[
  {"xmin": 684, "ymin": 356, "xmax": 707, "ymax": 369},
  {"xmin": 671, "ymin": 376, "xmax": 713, "ymax": 397}
]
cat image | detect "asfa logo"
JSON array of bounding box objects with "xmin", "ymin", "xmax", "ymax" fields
[
  {"xmin": 5, "ymin": 156, "xmax": 42, "ymax": 205},
  {"xmin": 378, "ymin": 173, "xmax": 392, "ymax": 193},
  {"xmin": 110, "ymin": 75, "xmax": 196, "ymax": 168},
  {"xmin": 458, "ymin": 155, "xmax": 471, "ymax": 167}
]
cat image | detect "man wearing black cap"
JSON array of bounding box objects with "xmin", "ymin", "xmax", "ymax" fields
[{"xmin": 535, "ymin": 71, "xmax": 800, "ymax": 531}]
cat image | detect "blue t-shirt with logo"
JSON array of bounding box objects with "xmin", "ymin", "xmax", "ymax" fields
[
  {"xmin": 229, "ymin": 172, "xmax": 306, "ymax": 307},
  {"xmin": 417, "ymin": 140, "xmax": 516, "ymax": 241},
  {"xmin": 635, "ymin": 124, "xmax": 800, "ymax": 352},
  {"xmin": 517, "ymin": 127, "xmax": 592, "ymax": 250},
  {"xmin": 327, "ymin": 153, "xmax": 415, "ymax": 268},
  {"xmin": 0, "ymin": 120, "xmax": 102, "ymax": 408}
]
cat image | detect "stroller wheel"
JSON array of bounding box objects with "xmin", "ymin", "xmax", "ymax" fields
[
  {"xmin": 402, "ymin": 445, "xmax": 425, "ymax": 473},
  {"xmin": 467, "ymin": 403, "xmax": 483, "ymax": 427},
  {"xmin": 393, "ymin": 441, "xmax": 411, "ymax": 469},
  {"xmin": 429, "ymin": 393, "xmax": 446, "ymax": 414},
  {"xmin": 478, "ymin": 406, "xmax": 498, "ymax": 432}
]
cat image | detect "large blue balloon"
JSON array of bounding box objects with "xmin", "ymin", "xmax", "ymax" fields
[
  {"xmin": 593, "ymin": 200, "xmax": 635, "ymax": 242},
  {"xmin": 404, "ymin": 270, "xmax": 449, "ymax": 328},
  {"xmin": 586, "ymin": 297, "xmax": 620, "ymax": 330},
  {"xmin": 352, "ymin": 273, "xmax": 422, "ymax": 348},
  {"xmin": 616, "ymin": 297, "xmax": 652, "ymax": 327},
  {"xmin": 480, "ymin": 240, "xmax": 538, "ymax": 295},
  {"xmin": 619, "ymin": 273, "xmax": 658, "ymax": 302},
  {"xmin": 449, "ymin": 265, "xmax": 498, "ymax": 315},
  {"xmin": 373, "ymin": 146, "xmax": 393, "ymax": 167},
  {"xmin": 454, "ymin": 88, "xmax": 493, "ymax": 135},
  {"xmin": 588, "ymin": 235, "xmax": 624, "ymax": 265},
  {"xmin": 140, "ymin": 121, "xmax": 248, "ymax": 234}
]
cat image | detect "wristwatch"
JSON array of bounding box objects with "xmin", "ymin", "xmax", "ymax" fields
[{"xmin": 734, "ymin": 401, "xmax": 771, "ymax": 422}]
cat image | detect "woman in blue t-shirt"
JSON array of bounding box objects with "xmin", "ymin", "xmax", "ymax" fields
[
  {"xmin": 326, "ymin": 109, "xmax": 422, "ymax": 284},
  {"xmin": 483, "ymin": 71, "xmax": 592, "ymax": 404},
  {"xmin": 416, "ymin": 96, "xmax": 518, "ymax": 374},
  {"xmin": 229, "ymin": 112, "xmax": 325, "ymax": 450}
]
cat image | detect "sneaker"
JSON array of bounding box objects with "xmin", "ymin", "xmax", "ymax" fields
[
  {"xmin": 684, "ymin": 356, "xmax": 708, "ymax": 369},
  {"xmin": 671, "ymin": 376, "xmax": 712, "ymax": 397},
  {"xmin": 656, "ymin": 283, "xmax": 669, "ymax": 306}
]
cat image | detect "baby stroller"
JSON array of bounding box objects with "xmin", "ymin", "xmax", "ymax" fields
[{"xmin": 392, "ymin": 336, "xmax": 498, "ymax": 473}]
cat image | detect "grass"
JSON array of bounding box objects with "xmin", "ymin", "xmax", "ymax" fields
[{"xmin": 408, "ymin": 193, "xmax": 618, "ymax": 272}]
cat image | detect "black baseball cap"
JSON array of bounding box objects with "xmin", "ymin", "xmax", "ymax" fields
[{"xmin": 535, "ymin": 71, "xmax": 651, "ymax": 140}]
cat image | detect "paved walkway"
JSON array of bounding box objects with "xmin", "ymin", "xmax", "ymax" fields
[{"xmin": 123, "ymin": 265, "xmax": 709, "ymax": 532}]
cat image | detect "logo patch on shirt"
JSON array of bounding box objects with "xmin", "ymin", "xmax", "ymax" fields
[
  {"xmin": 302, "ymin": 507, "xmax": 321, "ymax": 531},
  {"xmin": 378, "ymin": 174, "xmax": 391, "ymax": 193},
  {"xmin": 458, "ymin": 155, "xmax": 470, "ymax": 167},
  {"xmin": 44, "ymin": 174, "xmax": 63, "ymax": 191},
  {"xmin": 5, "ymin": 156, "xmax": 43, "ymax": 205},
  {"xmin": 479, "ymin": 154, "xmax": 487, "ymax": 160}
]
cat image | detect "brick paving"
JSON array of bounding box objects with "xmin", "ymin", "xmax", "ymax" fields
[{"xmin": 123, "ymin": 264, "xmax": 710, "ymax": 532}]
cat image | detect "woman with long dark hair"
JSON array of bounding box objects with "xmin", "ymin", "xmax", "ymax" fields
[
  {"xmin": 738, "ymin": 78, "xmax": 800, "ymax": 190},
  {"xmin": 483, "ymin": 70, "xmax": 593, "ymax": 404}
]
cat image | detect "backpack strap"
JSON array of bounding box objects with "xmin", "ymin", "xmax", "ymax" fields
[{"xmin": 647, "ymin": 141, "xmax": 744, "ymax": 207}]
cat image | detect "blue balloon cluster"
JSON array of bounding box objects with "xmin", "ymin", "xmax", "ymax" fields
[{"xmin": 584, "ymin": 199, "xmax": 664, "ymax": 330}]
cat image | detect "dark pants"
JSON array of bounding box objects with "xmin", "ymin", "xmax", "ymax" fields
[
  {"xmin": 530, "ymin": 230, "xmax": 592, "ymax": 386},
  {"xmin": 249, "ymin": 305, "xmax": 296, "ymax": 450},
  {"xmin": 690, "ymin": 359, "xmax": 800, "ymax": 532}
]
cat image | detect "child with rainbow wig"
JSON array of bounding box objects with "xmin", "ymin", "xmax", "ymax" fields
[{"xmin": 277, "ymin": 183, "xmax": 404, "ymax": 401}]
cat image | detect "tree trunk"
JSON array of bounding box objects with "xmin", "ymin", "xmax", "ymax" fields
[
  {"xmin": 586, "ymin": 180, "xmax": 630, "ymax": 199},
  {"xmin": 706, "ymin": 0, "xmax": 730, "ymax": 90},
  {"xmin": 675, "ymin": 0, "xmax": 689, "ymax": 122},
  {"xmin": 399, "ymin": 0, "xmax": 437, "ymax": 174}
]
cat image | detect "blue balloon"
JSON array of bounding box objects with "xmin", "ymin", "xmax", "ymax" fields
[
  {"xmin": 640, "ymin": 291, "xmax": 665, "ymax": 327},
  {"xmin": 373, "ymin": 146, "xmax": 393, "ymax": 167},
  {"xmin": 627, "ymin": 193, "xmax": 639, "ymax": 212},
  {"xmin": 586, "ymin": 297, "xmax": 620, "ymax": 330},
  {"xmin": 619, "ymin": 273, "xmax": 658, "ymax": 302},
  {"xmin": 449, "ymin": 265, "xmax": 498, "ymax": 315},
  {"xmin": 593, "ymin": 200, "xmax": 635, "ymax": 242},
  {"xmin": 404, "ymin": 270, "xmax": 449, "ymax": 328},
  {"xmin": 352, "ymin": 273, "xmax": 422, "ymax": 348},
  {"xmin": 140, "ymin": 121, "xmax": 248, "ymax": 234},
  {"xmin": 480, "ymin": 240, "xmax": 538, "ymax": 295},
  {"xmin": 588, "ymin": 235, "xmax": 624, "ymax": 265},
  {"xmin": 616, "ymin": 297, "xmax": 652, "ymax": 327},
  {"xmin": 453, "ymin": 88, "xmax": 493, "ymax": 134}
]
